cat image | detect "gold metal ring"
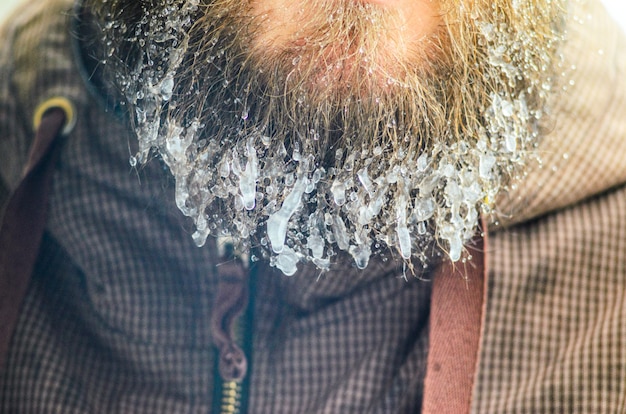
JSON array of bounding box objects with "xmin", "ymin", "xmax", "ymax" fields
[{"xmin": 33, "ymin": 96, "xmax": 77, "ymax": 136}]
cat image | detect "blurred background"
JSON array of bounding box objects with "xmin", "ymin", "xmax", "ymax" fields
[
  {"xmin": 0, "ymin": 0, "xmax": 625, "ymax": 39},
  {"xmin": 603, "ymin": 0, "xmax": 626, "ymax": 30}
]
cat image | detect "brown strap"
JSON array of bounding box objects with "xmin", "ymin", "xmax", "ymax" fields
[
  {"xmin": 0, "ymin": 108, "xmax": 67, "ymax": 371},
  {"xmin": 422, "ymin": 226, "xmax": 488, "ymax": 414}
]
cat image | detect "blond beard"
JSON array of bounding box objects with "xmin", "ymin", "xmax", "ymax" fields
[{"xmin": 88, "ymin": 0, "xmax": 566, "ymax": 275}]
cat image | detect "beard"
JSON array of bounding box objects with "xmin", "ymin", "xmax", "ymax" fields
[{"xmin": 85, "ymin": 0, "xmax": 566, "ymax": 275}]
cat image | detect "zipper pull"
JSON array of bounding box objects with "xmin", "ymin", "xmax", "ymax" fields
[{"xmin": 211, "ymin": 239, "xmax": 249, "ymax": 382}]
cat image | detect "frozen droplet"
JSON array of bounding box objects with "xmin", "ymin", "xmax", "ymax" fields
[
  {"xmin": 357, "ymin": 168, "xmax": 375, "ymax": 196},
  {"xmin": 504, "ymin": 133, "xmax": 517, "ymax": 152},
  {"xmin": 292, "ymin": 142, "xmax": 301, "ymax": 162},
  {"xmin": 395, "ymin": 192, "xmax": 411, "ymax": 259},
  {"xmin": 275, "ymin": 247, "xmax": 300, "ymax": 276},
  {"xmin": 332, "ymin": 215, "xmax": 350, "ymax": 251},
  {"xmin": 237, "ymin": 138, "xmax": 258, "ymax": 210},
  {"xmin": 445, "ymin": 181, "xmax": 463, "ymax": 208},
  {"xmin": 397, "ymin": 224, "xmax": 411, "ymax": 260},
  {"xmin": 266, "ymin": 176, "xmax": 307, "ymax": 253},
  {"xmin": 479, "ymin": 154, "xmax": 497, "ymax": 179},
  {"xmin": 307, "ymin": 233, "xmax": 325, "ymax": 259},
  {"xmin": 413, "ymin": 198, "xmax": 435, "ymax": 222},
  {"xmin": 359, "ymin": 188, "xmax": 386, "ymax": 225},
  {"xmin": 349, "ymin": 243, "xmax": 371, "ymax": 269},
  {"xmin": 417, "ymin": 154, "xmax": 429, "ymax": 172},
  {"xmin": 312, "ymin": 168, "xmax": 323, "ymax": 184},
  {"xmin": 192, "ymin": 220, "xmax": 210, "ymax": 247},
  {"xmin": 219, "ymin": 160, "xmax": 230, "ymax": 177},
  {"xmin": 312, "ymin": 257, "xmax": 331, "ymax": 271},
  {"xmin": 305, "ymin": 180, "xmax": 316, "ymax": 194},
  {"xmin": 344, "ymin": 152, "xmax": 355, "ymax": 171},
  {"xmin": 448, "ymin": 235, "xmax": 462, "ymax": 262},
  {"xmin": 284, "ymin": 173, "xmax": 296, "ymax": 187},
  {"xmin": 331, "ymin": 180, "xmax": 346, "ymax": 206},
  {"xmin": 165, "ymin": 125, "xmax": 191, "ymax": 166},
  {"xmin": 501, "ymin": 100, "xmax": 514, "ymax": 117},
  {"xmin": 160, "ymin": 76, "xmax": 174, "ymax": 101}
]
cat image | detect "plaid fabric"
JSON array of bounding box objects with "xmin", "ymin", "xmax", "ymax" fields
[{"xmin": 0, "ymin": 0, "xmax": 625, "ymax": 413}]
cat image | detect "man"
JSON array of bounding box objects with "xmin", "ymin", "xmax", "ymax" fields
[{"xmin": 1, "ymin": 0, "xmax": 625, "ymax": 412}]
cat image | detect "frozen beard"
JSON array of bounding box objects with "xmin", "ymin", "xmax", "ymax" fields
[{"xmin": 90, "ymin": 0, "xmax": 566, "ymax": 275}]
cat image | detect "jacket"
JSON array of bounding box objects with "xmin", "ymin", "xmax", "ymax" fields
[{"xmin": 0, "ymin": 0, "xmax": 625, "ymax": 412}]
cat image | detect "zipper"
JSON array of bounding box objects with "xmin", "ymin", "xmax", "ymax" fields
[
  {"xmin": 218, "ymin": 378, "xmax": 245, "ymax": 413},
  {"xmin": 215, "ymin": 316, "xmax": 250, "ymax": 414},
  {"xmin": 212, "ymin": 240, "xmax": 255, "ymax": 414}
]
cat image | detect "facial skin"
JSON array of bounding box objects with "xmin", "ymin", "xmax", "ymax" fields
[
  {"xmin": 87, "ymin": 0, "xmax": 565, "ymax": 273},
  {"xmin": 249, "ymin": 0, "xmax": 442, "ymax": 69},
  {"xmin": 242, "ymin": 0, "xmax": 444, "ymax": 110},
  {"xmin": 252, "ymin": 0, "xmax": 440, "ymax": 42}
]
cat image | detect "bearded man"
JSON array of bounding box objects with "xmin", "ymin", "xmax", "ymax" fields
[{"xmin": 1, "ymin": 0, "xmax": 626, "ymax": 412}]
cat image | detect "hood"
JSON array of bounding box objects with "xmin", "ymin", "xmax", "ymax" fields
[{"xmin": 493, "ymin": 0, "xmax": 626, "ymax": 230}]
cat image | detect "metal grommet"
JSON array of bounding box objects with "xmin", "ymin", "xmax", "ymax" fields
[{"xmin": 33, "ymin": 96, "xmax": 77, "ymax": 136}]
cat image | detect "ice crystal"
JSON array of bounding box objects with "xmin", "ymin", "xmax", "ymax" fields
[{"xmin": 98, "ymin": 0, "xmax": 571, "ymax": 275}]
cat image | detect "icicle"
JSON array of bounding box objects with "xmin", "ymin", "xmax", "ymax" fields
[
  {"xmin": 349, "ymin": 243, "xmax": 371, "ymax": 270},
  {"xmin": 396, "ymin": 192, "xmax": 411, "ymax": 260},
  {"xmin": 266, "ymin": 176, "xmax": 307, "ymax": 253},
  {"xmin": 357, "ymin": 167, "xmax": 375, "ymax": 196},
  {"xmin": 239, "ymin": 138, "xmax": 258, "ymax": 210},
  {"xmin": 159, "ymin": 75, "xmax": 174, "ymax": 101},
  {"xmin": 448, "ymin": 235, "xmax": 462, "ymax": 262},
  {"xmin": 331, "ymin": 179, "xmax": 347, "ymax": 206},
  {"xmin": 332, "ymin": 215, "xmax": 350, "ymax": 251}
]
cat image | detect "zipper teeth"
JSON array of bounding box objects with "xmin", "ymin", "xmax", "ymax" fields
[
  {"xmin": 221, "ymin": 380, "xmax": 244, "ymax": 414},
  {"xmin": 220, "ymin": 303, "xmax": 245, "ymax": 414}
]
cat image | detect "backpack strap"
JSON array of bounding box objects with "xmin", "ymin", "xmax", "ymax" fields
[
  {"xmin": 0, "ymin": 97, "xmax": 74, "ymax": 372},
  {"xmin": 422, "ymin": 221, "xmax": 488, "ymax": 414}
]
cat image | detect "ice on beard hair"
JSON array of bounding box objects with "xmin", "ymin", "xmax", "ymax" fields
[{"xmin": 89, "ymin": 0, "xmax": 567, "ymax": 275}]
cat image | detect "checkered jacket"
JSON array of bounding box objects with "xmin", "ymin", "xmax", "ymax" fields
[{"xmin": 1, "ymin": 0, "xmax": 625, "ymax": 412}]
